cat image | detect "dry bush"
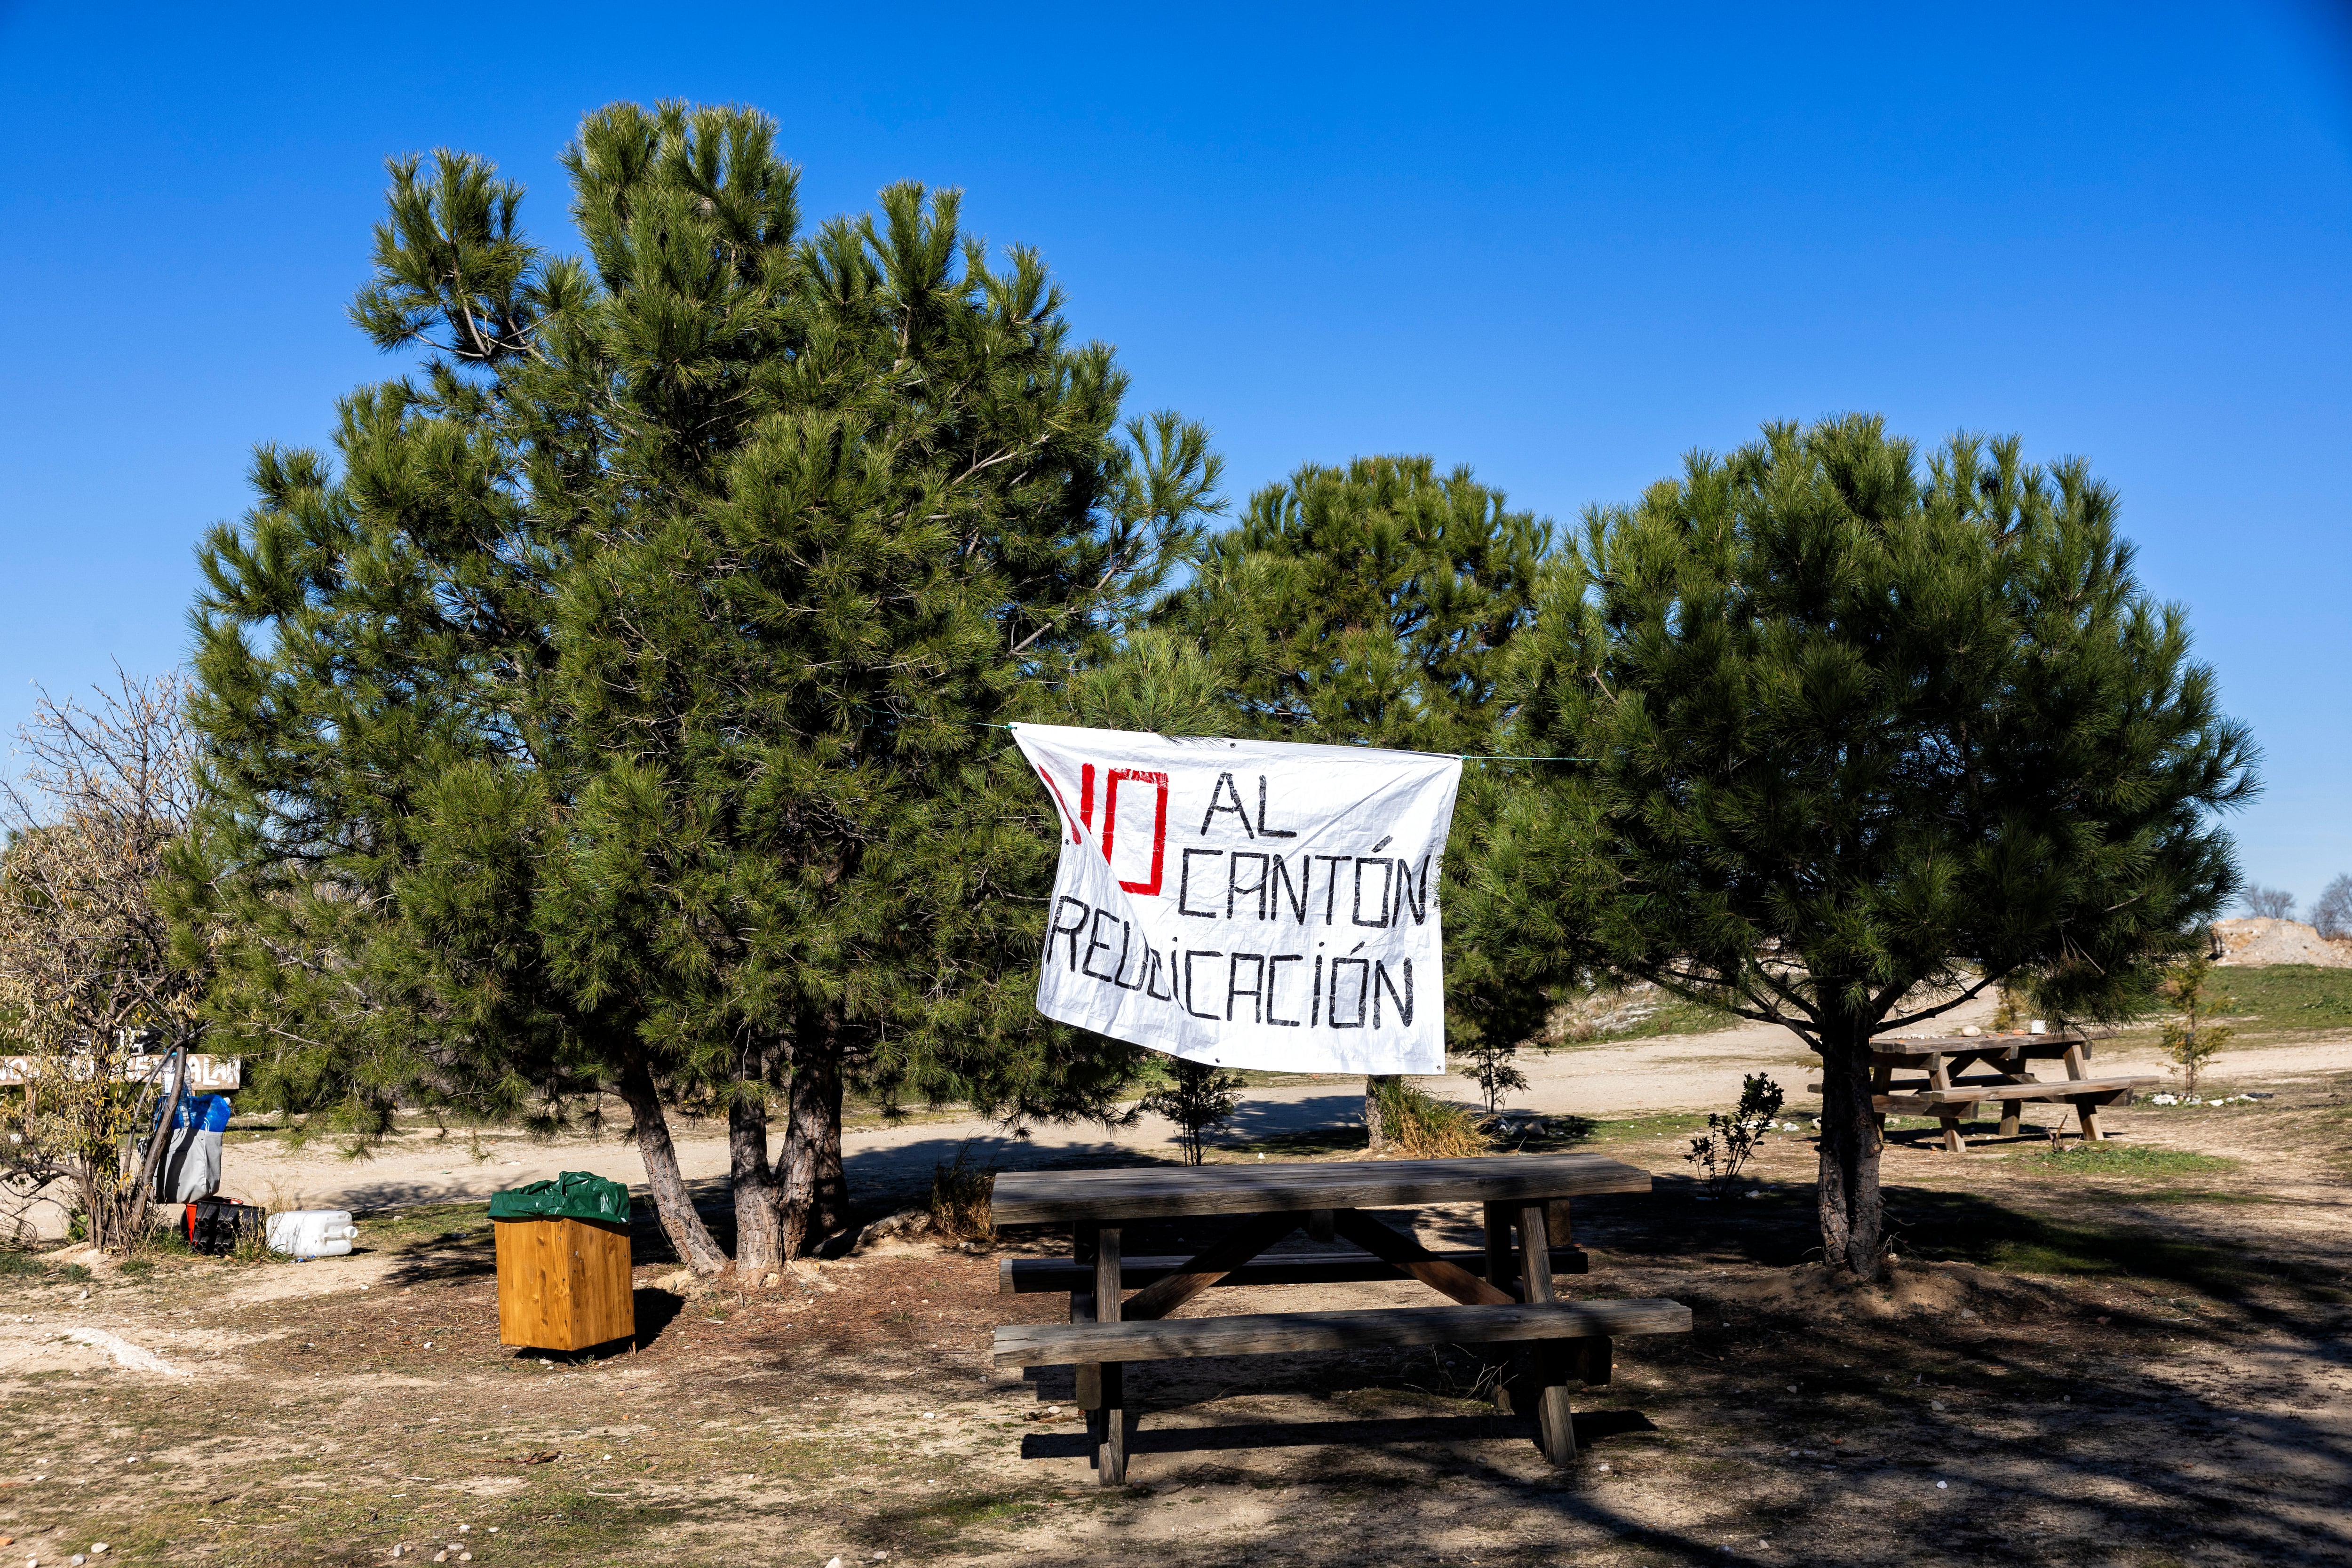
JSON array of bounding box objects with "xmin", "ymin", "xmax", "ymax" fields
[
  {"xmin": 1372, "ymin": 1078, "xmax": 1488, "ymax": 1158},
  {"xmin": 927, "ymin": 1142, "xmax": 999, "ymax": 1241}
]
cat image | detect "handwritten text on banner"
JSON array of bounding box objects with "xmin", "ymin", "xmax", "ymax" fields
[{"xmin": 1010, "ymin": 723, "xmax": 1462, "ymax": 1074}]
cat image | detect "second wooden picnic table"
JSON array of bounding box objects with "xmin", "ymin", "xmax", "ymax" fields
[
  {"xmin": 990, "ymin": 1152, "xmax": 1691, "ymax": 1483},
  {"xmin": 1821, "ymin": 1027, "xmax": 2159, "ymax": 1153}
]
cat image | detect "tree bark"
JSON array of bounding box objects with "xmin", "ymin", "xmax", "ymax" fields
[
  {"xmin": 121, "ymin": 1044, "xmax": 186, "ymax": 1250},
  {"xmin": 816, "ymin": 1094, "xmax": 847, "ymax": 1236},
  {"xmin": 781, "ymin": 1047, "xmax": 846, "ymax": 1256},
  {"xmin": 617, "ymin": 1055, "xmax": 727, "ymax": 1275},
  {"xmin": 1365, "ymin": 1074, "xmax": 1396, "ymax": 1153},
  {"xmin": 729, "ymin": 1074, "xmax": 784, "ymax": 1277},
  {"xmin": 1815, "ymin": 1026, "xmax": 1887, "ymax": 1279}
]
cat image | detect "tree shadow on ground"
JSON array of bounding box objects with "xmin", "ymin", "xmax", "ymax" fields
[
  {"xmin": 1570, "ymin": 1177, "xmax": 2344, "ymax": 1317},
  {"xmin": 1015, "ymin": 1408, "xmax": 1657, "ymax": 1461},
  {"xmin": 1039, "ymin": 1234, "xmax": 2350, "ymax": 1565}
]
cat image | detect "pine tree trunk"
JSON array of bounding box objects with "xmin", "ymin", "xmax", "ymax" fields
[
  {"xmin": 1814, "ymin": 1026, "xmax": 1886, "ymax": 1279},
  {"xmin": 618, "ymin": 1056, "xmax": 728, "ymax": 1276},
  {"xmin": 729, "ymin": 1079, "xmax": 784, "ymax": 1277},
  {"xmin": 1365, "ymin": 1074, "xmax": 1395, "ymax": 1153},
  {"xmin": 781, "ymin": 1047, "xmax": 845, "ymax": 1257},
  {"xmin": 816, "ymin": 1099, "xmax": 847, "ymax": 1235}
]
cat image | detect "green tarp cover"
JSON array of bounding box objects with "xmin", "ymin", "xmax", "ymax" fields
[{"xmin": 488, "ymin": 1170, "xmax": 632, "ymax": 1224}]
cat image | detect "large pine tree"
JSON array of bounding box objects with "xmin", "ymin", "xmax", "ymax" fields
[
  {"xmin": 177, "ymin": 103, "xmax": 1217, "ymax": 1272},
  {"xmin": 1480, "ymin": 416, "xmax": 2255, "ymax": 1274},
  {"xmin": 1157, "ymin": 456, "xmax": 1558, "ymax": 1141}
]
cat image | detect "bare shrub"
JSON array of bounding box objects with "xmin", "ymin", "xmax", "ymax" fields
[
  {"xmin": 2311, "ymin": 874, "xmax": 2352, "ymax": 940},
  {"xmin": 0, "ymin": 671, "xmax": 207, "ymax": 1252},
  {"xmin": 2239, "ymin": 884, "xmax": 2296, "ymax": 920}
]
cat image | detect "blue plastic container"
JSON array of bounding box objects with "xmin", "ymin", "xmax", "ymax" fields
[{"xmin": 158, "ymin": 1092, "xmax": 232, "ymax": 1130}]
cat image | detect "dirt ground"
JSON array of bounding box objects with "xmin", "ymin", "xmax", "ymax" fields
[{"xmin": 2, "ymin": 1032, "xmax": 2348, "ymax": 1567}]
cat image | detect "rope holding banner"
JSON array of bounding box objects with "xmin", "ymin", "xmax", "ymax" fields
[
  {"xmin": 1460, "ymin": 753, "xmax": 1591, "ymax": 763},
  {"xmin": 992, "ymin": 720, "xmax": 1587, "ymax": 762}
]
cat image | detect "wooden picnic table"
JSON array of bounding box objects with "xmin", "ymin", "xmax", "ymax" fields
[
  {"xmin": 989, "ymin": 1153, "xmax": 1692, "ymax": 1483},
  {"xmin": 1810, "ymin": 1028, "xmax": 2159, "ymax": 1153}
]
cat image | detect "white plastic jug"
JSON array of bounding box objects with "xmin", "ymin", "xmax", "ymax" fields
[{"xmin": 266, "ymin": 1209, "xmax": 358, "ymax": 1259}]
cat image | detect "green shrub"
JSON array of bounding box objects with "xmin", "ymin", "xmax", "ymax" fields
[{"xmin": 1685, "ymin": 1073, "xmax": 1785, "ymax": 1196}]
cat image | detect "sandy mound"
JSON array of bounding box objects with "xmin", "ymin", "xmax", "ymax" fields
[{"xmin": 2211, "ymin": 917, "xmax": 2352, "ymax": 968}]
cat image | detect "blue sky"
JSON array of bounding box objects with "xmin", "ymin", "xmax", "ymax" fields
[{"xmin": 3, "ymin": 2, "xmax": 2347, "ymax": 906}]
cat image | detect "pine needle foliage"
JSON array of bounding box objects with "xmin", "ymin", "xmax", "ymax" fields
[
  {"xmin": 1479, "ymin": 416, "xmax": 2256, "ymax": 1276},
  {"xmin": 1157, "ymin": 457, "xmax": 1564, "ymax": 1142},
  {"xmin": 174, "ymin": 103, "xmax": 1221, "ymax": 1273}
]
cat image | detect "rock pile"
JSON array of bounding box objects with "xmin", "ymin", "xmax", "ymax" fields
[{"xmin": 2210, "ymin": 917, "xmax": 2352, "ymax": 968}]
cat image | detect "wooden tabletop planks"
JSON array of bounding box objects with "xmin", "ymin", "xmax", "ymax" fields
[
  {"xmin": 989, "ymin": 1152, "xmax": 1653, "ymax": 1225},
  {"xmin": 1807, "ymin": 1076, "xmax": 2157, "ymax": 1104},
  {"xmin": 1867, "ymin": 1029, "xmax": 2093, "ymax": 1058}
]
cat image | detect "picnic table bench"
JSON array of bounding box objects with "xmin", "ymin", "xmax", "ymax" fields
[
  {"xmin": 989, "ymin": 1153, "xmax": 1692, "ymax": 1482},
  {"xmin": 1809, "ymin": 1028, "xmax": 2159, "ymax": 1153}
]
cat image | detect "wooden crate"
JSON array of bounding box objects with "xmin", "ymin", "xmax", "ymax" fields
[{"xmin": 493, "ymin": 1216, "xmax": 635, "ymax": 1353}]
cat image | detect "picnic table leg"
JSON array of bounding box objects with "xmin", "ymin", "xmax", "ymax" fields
[
  {"xmin": 1997, "ymin": 1049, "xmax": 2023, "ymax": 1137},
  {"xmin": 1928, "ymin": 1051, "xmax": 1966, "ymax": 1154},
  {"xmin": 1481, "ymin": 1201, "xmax": 1518, "ymax": 1413},
  {"xmin": 1546, "ymin": 1196, "xmax": 1610, "ymax": 1385},
  {"xmin": 1095, "ymin": 1226, "xmax": 1128, "ymax": 1485},
  {"xmin": 2063, "ymin": 1041, "xmax": 2104, "ymax": 1141},
  {"xmin": 1482, "ymin": 1201, "xmax": 1516, "ymax": 1291},
  {"xmin": 1072, "ymin": 1224, "xmax": 1102, "ymax": 1418},
  {"xmin": 1514, "ymin": 1202, "xmax": 1578, "ymax": 1466},
  {"xmin": 2062, "ymin": 1043, "xmax": 2106, "ymax": 1141},
  {"xmin": 1071, "ymin": 1289, "xmax": 1100, "ymax": 1411},
  {"xmin": 1869, "ymin": 1058, "xmax": 1891, "ymax": 1134}
]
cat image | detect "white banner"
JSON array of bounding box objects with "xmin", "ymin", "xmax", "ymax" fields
[{"xmin": 1011, "ymin": 723, "xmax": 1463, "ymax": 1074}]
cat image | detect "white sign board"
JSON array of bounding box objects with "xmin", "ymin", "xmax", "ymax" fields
[
  {"xmin": 0, "ymin": 1053, "xmax": 241, "ymax": 1091},
  {"xmin": 1010, "ymin": 723, "xmax": 1462, "ymax": 1075}
]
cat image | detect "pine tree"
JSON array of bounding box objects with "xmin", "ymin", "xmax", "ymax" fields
[
  {"xmin": 2156, "ymin": 948, "xmax": 2232, "ymax": 1093},
  {"xmin": 176, "ymin": 103, "xmax": 1218, "ymax": 1273},
  {"xmin": 1137, "ymin": 1059, "xmax": 1244, "ymax": 1165},
  {"xmin": 1157, "ymin": 456, "xmax": 1558, "ymax": 1147},
  {"xmin": 1460, "ymin": 1035, "xmax": 1530, "ymax": 1117},
  {"xmin": 1482, "ymin": 417, "xmax": 2255, "ymax": 1276}
]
